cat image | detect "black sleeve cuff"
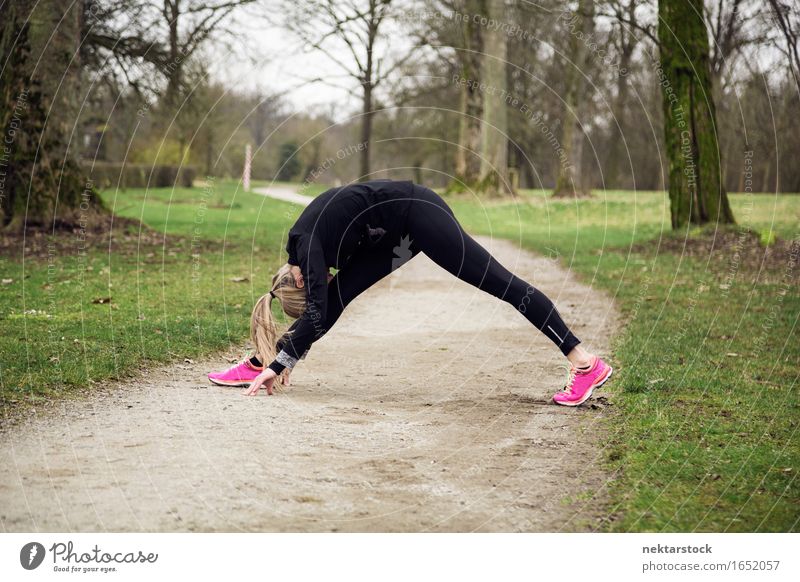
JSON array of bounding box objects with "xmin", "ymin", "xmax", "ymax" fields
[{"xmin": 267, "ymin": 361, "xmax": 285, "ymax": 375}]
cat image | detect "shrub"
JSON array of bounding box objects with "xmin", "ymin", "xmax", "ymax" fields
[{"xmin": 81, "ymin": 161, "xmax": 197, "ymax": 189}]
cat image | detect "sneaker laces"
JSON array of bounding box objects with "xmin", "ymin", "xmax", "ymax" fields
[{"xmin": 560, "ymin": 364, "xmax": 578, "ymax": 393}]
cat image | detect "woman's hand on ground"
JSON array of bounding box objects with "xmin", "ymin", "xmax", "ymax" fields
[
  {"xmin": 278, "ymin": 368, "xmax": 292, "ymax": 387},
  {"xmin": 242, "ymin": 368, "xmax": 278, "ymax": 396}
]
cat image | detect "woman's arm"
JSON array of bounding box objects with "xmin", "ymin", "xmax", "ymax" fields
[
  {"xmin": 242, "ymin": 252, "xmax": 325, "ymax": 396},
  {"xmin": 266, "ymin": 233, "xmax": 329, "ymax": 376}
]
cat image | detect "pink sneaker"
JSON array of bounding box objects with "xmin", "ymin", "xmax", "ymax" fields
[
  {"xmin": 208, "ymin": 359, "xmax": 262, "ymax": 387},
  {"xmin": 553, "ymin": 356, "xmax": 613, "ymax": 406}
]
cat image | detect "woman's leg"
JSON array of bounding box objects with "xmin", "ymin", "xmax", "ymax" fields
[
  {"xmin": 323, "ymin": 244, "xmax": 414, "ymax": 329},
  {"xmin": 251, "ymin": 245, "xmax": 413, "ymax": 368},
  {"xmin": 405, "ymin": 186, "xmax": 582, "ymax": 357},
  {"xmin": 297, "ymin": 242, "xmax": 418, "ymax": 345}
]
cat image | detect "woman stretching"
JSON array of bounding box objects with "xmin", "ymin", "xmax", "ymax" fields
[{"xmin": 208, "ymin": 179, "xmax": 612, "ymax": 406}]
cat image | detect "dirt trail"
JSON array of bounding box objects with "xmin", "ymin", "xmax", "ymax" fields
[
  {"xmin": 252, "ymin": 184, "xmax": 317, "ymax": 206},
  {"xmin": 1, "ymin": 190, "xmax": 621, "ymax": 532}
]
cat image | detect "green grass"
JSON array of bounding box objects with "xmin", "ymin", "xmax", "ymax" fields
[
  {"xmin": 0, "ymin": 179, "xmax": 302, "ymax": 408},
  {"xmin": 447, "ymin": 189, "xmax": 799, "ymax": 532},
  {"xmin": 1, "ymin": 183, "xmax": 797, "ymax": 532}
]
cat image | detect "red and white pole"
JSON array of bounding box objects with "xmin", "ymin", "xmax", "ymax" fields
[{"xmin": 242, "ymin": 143, "xmax": 252, "ymax": 192}]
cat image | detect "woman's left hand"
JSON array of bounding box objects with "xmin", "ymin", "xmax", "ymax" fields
[{"xmin": 242, "ymin": 368, "xmax": 278, "ymax": 396}]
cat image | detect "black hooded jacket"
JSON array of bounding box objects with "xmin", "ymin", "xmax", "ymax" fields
[{"xmin": 268, "ymin": 179, "xmax": 416, "ymax": 374}]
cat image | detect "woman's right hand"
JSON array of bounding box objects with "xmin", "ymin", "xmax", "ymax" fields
[
  {"xmin": 278, "ymin": 368, "xmax": 292, "ymax": 387},
  {"xmin": 242, "ymin": 368, "xmax": 278, "ymax": 396}
]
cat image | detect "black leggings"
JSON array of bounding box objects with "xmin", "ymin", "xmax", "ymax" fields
[{"xmin": 295, "ymin": 185, "xmax": 581, "ymax": 358}]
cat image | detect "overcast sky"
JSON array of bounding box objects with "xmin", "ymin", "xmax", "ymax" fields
[{"xmin": 209, "ymin": 4, "xmax": 419, "ymax": 122}]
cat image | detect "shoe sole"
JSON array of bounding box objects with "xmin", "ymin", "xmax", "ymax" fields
[
  {"xmin": 208, "ymin": 377, "xmax": 253, "ymax": 387},
  {"xmin": 554, "ymin": 365, "xmax": 613, "ymax": 407}
]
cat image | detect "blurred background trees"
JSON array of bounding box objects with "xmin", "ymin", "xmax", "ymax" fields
[{"xmin": 2, "ymin": 0, "xmax": 799, "ymax": 230}]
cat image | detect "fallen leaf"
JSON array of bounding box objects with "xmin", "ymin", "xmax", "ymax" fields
[
  {"xmin": 726, "ymin": 352, "xmax": 739, "ymax": 357},
  {"xmin": 1, "ymin": 278, "xmax": 13, "ymax": 285},
  {"xmin": 230, "ymin": 276, "xmax": 249, "ymax": 283},
  {"xmin": 184, "ymin": 358, "xmax": 195, "ymax": 364}
]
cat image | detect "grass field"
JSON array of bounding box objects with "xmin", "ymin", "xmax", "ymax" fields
[
  {"xmin": 0, "ymin": 180, "xmax": 300, "ymax": 407},
  {"xmin": 447, "ymin": 189, "xmax": 799, "ymax": 532},
  {"xmin": 1, "ymin": 182, "xmax": 797, "ymax": 532}
]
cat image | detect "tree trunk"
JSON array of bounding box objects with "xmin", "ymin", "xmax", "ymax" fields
[
  {"xmin": 358, "ymin": 11, "xmax": 379, "ymax": 181},
  {"xmin": 606, "ymin": 3, "xmax": 635, "ymax": 189},
  {"xmin": 606, "ymin": 66, "xmax": 630, "ymax": 188},
  {"xmin": 761, "ymin": 159, "xmax": 771, "ymax": 193},
  {"xmin": 165, "ymin": 0, "xmax": 183, "ymax": 107},
  {"xmin": 204, "ymin": 126, "xmax": 214, "ymax": 177},
  {"xmin": 413, "ymin": 160, "xmax": 423, "ymax": 185},
  {"xmin": 360, "ymin": 79, "xmax": 373, "ymax": 179},
  {"xmin": 302, "ymin": 138, "xmax": 323, "ymax": 183},
  {"xmin": 478, "ymin": 0, "xmax": 511, "ymax": 196},
  {"xmin": 737, "ymin": 165, "xmax": 744, "ymax": 193},
  {"xmin": 658, "ymin": 0, "xmax": 735, "ymax": 228},
  {"xmin": 1, "ymin": 0, "xmax": 96, "ymax": 230},
  {"xmin": 451, "ymin": 0, "xmax": 485, "ymax": 191},
  {"xmin": 553, "ymin": 0, "xmax": 593, "ymax": 198}
]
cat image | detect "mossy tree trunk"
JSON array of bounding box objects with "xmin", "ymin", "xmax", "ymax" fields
[
  {"xmin": 553, "ymin": 0, "xmax": 593, "ymax": 199},
  {"xmin": 0, "ymin": 0, "xmax": 97, "ymax": 231},
  {"xmin": 658, "ymin": 0, "xmax": 735, "ymax": 228},
  {"xmin": 605, "ymin": 0, "xmax": 637, "ymax": 189},
  {"xmin": 477, "ymin": 0, "xmax": 512, "ymax": 196},
  {"xmin": 450, "ymin": 0, "xmax": 485, "ymax": 193}
]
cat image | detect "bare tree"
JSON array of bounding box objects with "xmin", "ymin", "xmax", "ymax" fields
[
  {"xmin": 81, "ymin": 0, "xmax": 258, "ymax": 165},
  {"xmin": 601, "ymin": 0, "xmax": 641, "ymax": 188},
  {"xmin": 767, "ymin": 0, "xmax": 800, "ymax": 95},
  {"xmin": 478, "ymin": 0, "xmax": 512, "ymax": 195},
  {"xmin": 280, "ymin": 0, "xmax": 416, "ymax": 178},
  {"xmin": 246, "ymin": 91, "xmax": 283, "ymax": 148},
  {"xmin": 158, "ymin": 1, "xmax": 258, "ymax": 104},
  {"xmin": 84, "ymin": 1, "xmax": 255, "ymax": 99},
  {"xmin": 553, "ymin": 0, "xmax": 595, "ymax": 198},
  {"xmin": 451, "ymin": 0, "xmax": 486, "ymax": 191},
  {"xmin": 705, "ymin": 0, "xmax": 766, "ymax": 89}
]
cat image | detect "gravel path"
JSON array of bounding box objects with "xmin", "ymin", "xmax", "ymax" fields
[{"xmin": 0, "ymin": 187, "xmax": 621, "ymax": 532}]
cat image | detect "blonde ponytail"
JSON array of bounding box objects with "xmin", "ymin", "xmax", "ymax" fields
[
  {"xmin": 250, "ymin": 263, "xmax": 308, "ymax": 366},
  {"xmin": 250, "ymin": 293, "xmax": 278, "ymax": 366}
]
